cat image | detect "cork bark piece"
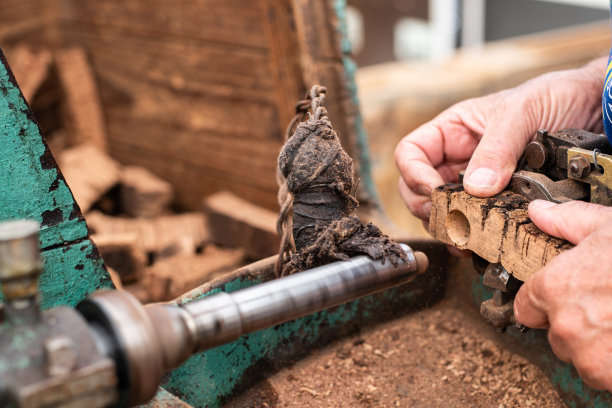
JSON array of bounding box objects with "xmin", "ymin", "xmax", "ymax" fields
[
  {"xmin": 7, "ymin": 45, "xmax": 52, "ymax": 102},
  {"xmin": 120, "ymin": 166, "xmax": 173, "ymax": 218},
  {"xmin": 429, "ymin": 185, "xmax": 572, "ymax": 282},
  {"xmin": 55, "ymin": 47, "xmax": 107, "ymax": 151},
  {"xmin": 143, "ymin": 246, "xmax": 244, "ymax": 302},
  {"xmin": 91, "ymin": 233, "xmax": 146, "ymax": 284},
  {"xmin": 86, "ymin": 211, "xmax": 208, "ymax": 259},
  {"xmin": 58, "ymin": 143, "xmax": 121, "ymax": 212},
  {"xmin": 202, "ymin": 191, "xmax": 280, "ymax": 259}
]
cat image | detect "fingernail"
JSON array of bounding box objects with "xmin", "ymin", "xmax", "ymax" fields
[
  {"xmin": 465, "ymin": 168, "xmax": 498, "ymax": 189},
  {"xmin": 422, "ymin": 201, "xmax": 432, "ymax": 218},
  {"xmin": 415, "ymin": 184, "xmax": 432, "ymax": 197},
  {"xmin": 530, "ymin": 200, "xmax": 556, "ymax": 209}
]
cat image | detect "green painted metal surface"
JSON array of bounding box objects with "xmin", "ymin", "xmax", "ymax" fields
[{"xmin": 0, "ymin": 48, "xmax": 111, "ymax": 307}]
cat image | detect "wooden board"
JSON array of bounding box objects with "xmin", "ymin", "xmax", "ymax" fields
[
  {"xmin": 52, "ymin": 0, "xmax": 368, "ymax": 210},
  {"xmin": 429, "ymin": 185, "xmax": 572, "ymax": 282}
]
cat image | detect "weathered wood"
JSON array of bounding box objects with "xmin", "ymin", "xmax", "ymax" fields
[
  {"xmin": 86, "ymin": 211, "xmax": 208, "ymax": 258},
  {"xmin": 6, "ymin": 45, "xmax": 52, "ymax": 102},
  {"xmin": 202, "ymin": 191, "xmax": 280, "ymax": 259},
  {"xmin": 57, "ymin": 143, "xmax": 121, "ymax": 212},
  {"xmin": 53, "ymin": 0, "xmax": 364, "ymax": 211},
  {"xmin": 143, "ymin": 246, "xmax": 244, "ymax": 302},
  {"xmin": 91, "ymin": 233, "xmax": 145, "ymax": 284},
  {"xmin": 429, "ymin": 185, "xmax": 572, "ymax": 282},
  {"xmin": 55, "ymin": 47, "xmax": 107, "ymax": 150},
  {"xmin": 120, "ymin": 166, "xmax": 173, "ymax": 218}
]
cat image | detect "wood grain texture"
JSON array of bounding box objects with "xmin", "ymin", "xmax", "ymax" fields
[
  {"xmin": 53, "ymin": 0, "xmax": 360, "ymax": 211},
  {"xmin": 429, "ymin": 185, "xmax": 572, "ymax": 282}
]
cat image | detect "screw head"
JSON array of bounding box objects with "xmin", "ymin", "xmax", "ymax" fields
[{"xmin": 568, "ymin": 156, "xmax": 590, "ymax": 178}]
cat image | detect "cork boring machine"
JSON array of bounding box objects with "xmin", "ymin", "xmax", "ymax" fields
[{"xmin": 0, "ymin": 219, "xmax": 428, "ymax": 408}]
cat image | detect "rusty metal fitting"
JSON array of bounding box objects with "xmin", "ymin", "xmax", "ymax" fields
[
  {"xmin": 568, "ymin": 156, "xmax": 591, "ymax": 178},
  {"xmin": 0, "ymin": 219, "xmax": 42, "ymax": 299},
  {"xmin": 525, "ymin": 141, "xmax": 549, "ymax": 169}
]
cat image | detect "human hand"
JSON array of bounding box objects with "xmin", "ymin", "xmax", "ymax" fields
[
  {"xmin": 395, "ymin": 58, "xmax": 605, "ymax": 220},
  {"xmin": 514, "ymin": 199, "xmax": 612, "ymax": 391}
]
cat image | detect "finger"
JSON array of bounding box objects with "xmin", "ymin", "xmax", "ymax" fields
[
  {"xmin": 514, "ymin": 280, "xmax": 549, "ymax": 329},
  {"xmin": 529, "ymin": 200, "xmax": 612, "ymax": 244},
  {"xmin": 464, "ymin": 91, "xmax": 539, "ymax": 197},
  {"xmin": 395, "ymin": 134, "xmax": 446, "ymax": 194},
  {"xmin": 398, "ymin": 177, "xmax": 431, "ymax": 220}
]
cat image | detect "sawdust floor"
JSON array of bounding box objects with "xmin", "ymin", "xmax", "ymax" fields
[{"xmin": 225, "ymin": 295, "xmax": 566, "ymax": 408}]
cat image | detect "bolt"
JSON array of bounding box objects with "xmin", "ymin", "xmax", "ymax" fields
[
  {"xmin": 568, "ymin": 156, "xmax": 591, "ymax": 178},
  {"xmin": 44, "ymin": 336, "xmax": 77, "ymax": 377},
  {"xmin": 525, "ymin": 141, "xmax": 548, "ymax": 169}
]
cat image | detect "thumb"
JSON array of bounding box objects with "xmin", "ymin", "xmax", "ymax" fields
[
  {"xmin": 464, "ymin": 92, "xmax": 539, "ymax": 197},
  {"xmin": 528, "ymin": 200, "xmax": 612, "ymax": 244}
]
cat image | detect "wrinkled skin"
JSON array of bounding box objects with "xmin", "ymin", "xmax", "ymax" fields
[
  {"xmin": 395, "ymin": 57, "xmax": 612, "ymax": 391},
  {"xmin": 515, "ymin": 200, "xmax": 612, "ymax": 391}
]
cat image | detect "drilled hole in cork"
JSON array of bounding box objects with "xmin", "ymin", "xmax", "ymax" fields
[{"xmin": 446, "ymin": 210, "xmax": 470, "ymax": 247}]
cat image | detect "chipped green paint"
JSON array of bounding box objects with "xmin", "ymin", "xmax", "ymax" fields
[
  {"xmin": 471, "ymin": 273, "xmax": 612, "ymax": 406},
  {"xmin": 163, "ymin": 271, "xmax": 441, "ymax": 407},
  {"xmin": 0, "ymin": 48, "xmax": 111, "ymax": 307}
]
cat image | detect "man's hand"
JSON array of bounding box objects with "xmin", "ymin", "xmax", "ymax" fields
[
  {"xmin": 514, "ymin": 200, "xmax": 612, "ymax": 391},
  {"xmin": 395, "ymin": 58, "xmax": 605, "ymax": 220}
]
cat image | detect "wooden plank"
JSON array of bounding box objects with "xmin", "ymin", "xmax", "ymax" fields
[
  {"xmin": 57, "ymin": 23, "xmax": 275, "ymax": 98},
  {"xmin": 55, "ymin": 47, "xmax": 107, "ymax": 150},
  {"xmin": 202, "ymin": 191, "xmax": 280, "ymax": 259},
  {"xmin": 429, "ymin": 185, "xmax": 572, "ymax": 282},
  {"xmin": 57, "ymin": 144, "xmax": 121, "ymax": 212},
  {"xmin": 106, "ymin": 120, "xmax": 280, "ymax": 210},
  {"xmin": 120, "ymin": 166, "xmax": 173, "ymax": 218},
  {"xmin": 58, "ymin": 0, "xmax": 269, "ymax": 49},
  {"xmin": 260, "ymin": 0, "xmax": 306, "ymax": 130}
]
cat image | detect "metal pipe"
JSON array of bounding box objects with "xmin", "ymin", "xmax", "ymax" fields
[
  {"xmin": 78, "ymin": 244, "xmax": 428, "ymax": 406},
  {"xmin": 182, "ymin": 244, "xmax": 424, "ymax": 351}
]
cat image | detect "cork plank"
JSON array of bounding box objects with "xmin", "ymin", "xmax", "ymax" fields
[{"xmin": 429, "ymin": 185, "xmax": 572, "ymax": 282}]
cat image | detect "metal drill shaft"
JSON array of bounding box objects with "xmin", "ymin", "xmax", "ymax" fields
[
  {"xmin": 78, "ymin": 244, "xmax": 427, "ymax": 406},
  {"xmin": 183, "ymin": 244, "xmax": 419, "ymax": 351}
]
